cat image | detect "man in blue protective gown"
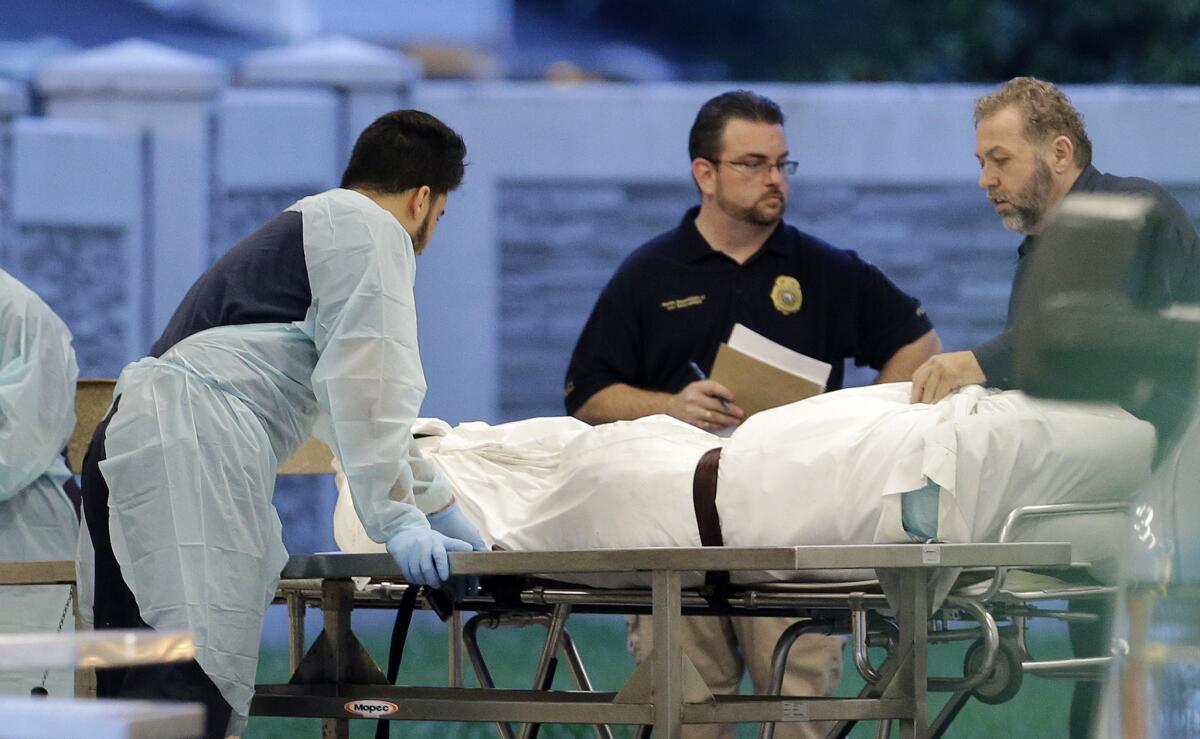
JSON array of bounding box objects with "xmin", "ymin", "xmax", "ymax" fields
[
  {"xmin": 80, "ymin": 110, "xmax": 483, "ymax": 738},
  {"xmin": 0, "ymin": 268, "xmax": 79, "ymax": 697}
]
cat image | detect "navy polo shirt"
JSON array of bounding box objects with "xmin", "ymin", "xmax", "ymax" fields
[
  {"xmin": 150, "ymin": 211, "xmax": 311, "ymax": 358},
  {"xmin": 564, "ymin": 207, "xmax": 933, "ymax": 414}
]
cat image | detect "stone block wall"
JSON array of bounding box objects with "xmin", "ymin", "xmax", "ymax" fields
[
  {"xmin": 4, "ymin": 117, "xmax": 147, "ymax": 376},
  {"xmin": 498, "ymin": 178, "xmax": 1200, "ymax": 420}
]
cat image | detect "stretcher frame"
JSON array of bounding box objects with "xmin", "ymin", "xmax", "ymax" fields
[
  {"xmin": 252, "ymin": 543, "xmax": 1071, "ymax": 739},
  {"xmin": 920, "ymin": 502, "xmax": 1130, "ymax": 735}
]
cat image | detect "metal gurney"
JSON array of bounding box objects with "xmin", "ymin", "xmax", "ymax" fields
[
  {"xmin": 263, "ymin": 380, "xmax": 1146, "ymax": 738},
  {"xmin": 252, "ymin": 540, "xmax": 1075, "ymax": 739}
]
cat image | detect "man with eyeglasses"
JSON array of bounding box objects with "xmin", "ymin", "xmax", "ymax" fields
[{"xmin": 563, "ymin": 90, "xmax": 941, "ymax": 739}]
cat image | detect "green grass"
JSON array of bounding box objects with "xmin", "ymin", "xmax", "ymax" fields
[{"xmin": 245, "ymin": 611, "xmax": 1073, "ymax": 738}]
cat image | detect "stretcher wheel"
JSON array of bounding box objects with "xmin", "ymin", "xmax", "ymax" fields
[{"xmin": 964, "ymin": 639, "xmax": 1023, "ymax": 705}]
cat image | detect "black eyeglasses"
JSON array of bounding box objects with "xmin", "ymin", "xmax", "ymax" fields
[{"xmin": 707, "ymin": 158, "xmax": 799, "ymax": 177}]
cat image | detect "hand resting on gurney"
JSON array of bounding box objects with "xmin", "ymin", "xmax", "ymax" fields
[{"xmin": 385, "ymin": 501, "xmax": 487, "ymax": 588}]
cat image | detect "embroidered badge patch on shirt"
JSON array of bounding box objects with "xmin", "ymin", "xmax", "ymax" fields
[
  {"xmin": 661, "ymin": 294, "xmax": 706, "ymax": 311},
  {"xmin": 770, "ymin": 275, "xmax": 802, "ymax": 315}
]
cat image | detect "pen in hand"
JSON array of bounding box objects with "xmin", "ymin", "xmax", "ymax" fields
[{"xmin": 687, "ymin": 361, "xmax": 732, "ymax": 411}]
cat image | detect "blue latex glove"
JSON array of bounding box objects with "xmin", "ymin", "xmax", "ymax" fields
[
  {"xmin": 386, "ymin": 528, "xmax": 474, "ymax": 587},
  {"xmin": 427, "ymin": 502, "xmax": 487, "ymax": 552}
]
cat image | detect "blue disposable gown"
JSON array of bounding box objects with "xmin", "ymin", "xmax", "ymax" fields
[
  {"xmin": 0, "ymin": 268, "xmax": 79, "ymax": 696},
  {"xmin": 99, "ymin": 189, "xmax": 450, "ymax": 734}
]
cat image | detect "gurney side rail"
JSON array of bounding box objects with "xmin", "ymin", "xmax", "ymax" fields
[{"xmin": 978, "ymin": 501, "xmax": 1132, "ymax": 603}]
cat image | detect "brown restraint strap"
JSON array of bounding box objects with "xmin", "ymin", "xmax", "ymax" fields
[{"xmin": 692, "ymin": 447, "xmax": 724, "ymax": 547}]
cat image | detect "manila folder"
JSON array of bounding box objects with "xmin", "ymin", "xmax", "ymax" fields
[{"xmin": 709, "ymin": 342, "xmax": 824, "ymax": 417}]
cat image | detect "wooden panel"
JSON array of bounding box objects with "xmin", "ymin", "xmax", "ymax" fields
[
  {"xmin": 279, "ymin": 437, "xmax": 334, "ymax": 476},
  {"xmin": 69, "ymin": 378, "xmax": 115, "ymax": 474},
  {"xmin": 70, "ymin": 379, "xmax": 333, "ymax": 476},
  {"xmin": 0, "ymin": 559, "xmax": 76, "ymax": 585}
]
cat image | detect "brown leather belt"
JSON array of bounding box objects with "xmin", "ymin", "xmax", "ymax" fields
[{"xmin": 692, "ymin": 447, "xmax": 724, "ymax": 547}]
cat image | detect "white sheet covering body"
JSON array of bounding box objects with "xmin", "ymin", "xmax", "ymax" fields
[
  {"xmin": 99, "ymin": 189, "xmax": 448, "ymax": 734},
  {"xmin": 0, "ymin": 268, "xmax": 79, "ymax": 696},
  {"xmin": 336, "ymin": 384, "xmax": 1155, "ymax": 587}
]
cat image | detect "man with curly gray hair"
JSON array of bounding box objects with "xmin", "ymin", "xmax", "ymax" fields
[
  {"xmin": 910, "ymin": 76, "xmax": 1200, "ymax": 739},
  {"xmin": 911, "ymin": 76, "xmax": 1199, "ymax": 405}
]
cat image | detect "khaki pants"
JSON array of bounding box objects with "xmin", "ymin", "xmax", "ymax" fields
[{"xmin": 628, "ymin": 614, "xmax": 844, "ymax": 739}]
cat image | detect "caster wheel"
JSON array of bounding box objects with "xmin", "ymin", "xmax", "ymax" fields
[{"xmin": 964, "ymin": 639, "xmax": 1023, "ymax": 705}]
